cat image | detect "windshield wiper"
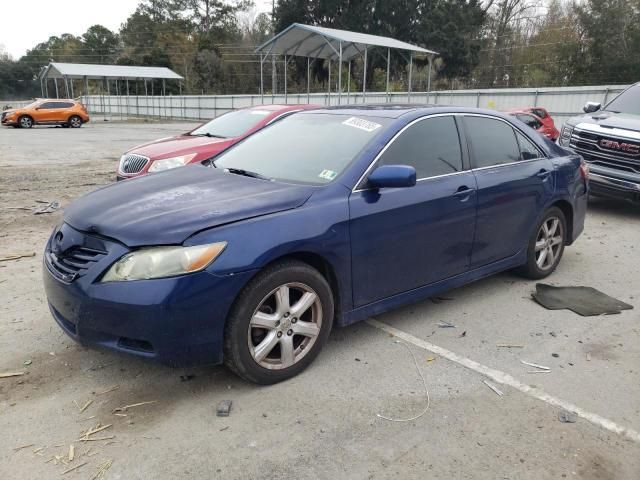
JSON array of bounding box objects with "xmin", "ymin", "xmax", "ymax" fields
[
  {"xmin": 224, "ymin": 167, "xmax": 272, "ymax": 181},
  {"xmin": 191, "ymin": 132, "xmax": 228, "ymax": 138}
]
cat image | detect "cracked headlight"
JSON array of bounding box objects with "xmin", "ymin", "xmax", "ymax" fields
[
  {"xmin": 148, "ymin": 153, "xmax": 197, "ymax": 172},
  {"xmin": 101, "ymin": 242, "xmax": 227, "ymax": 282}
]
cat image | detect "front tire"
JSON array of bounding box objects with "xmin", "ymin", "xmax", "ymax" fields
[
  {"xmin": 18, "ymin": 115, "xmax": 33, "ymax": 128},
  {"xmin": 224, "ymin": 260, "xmax": 334, "ymax": 384},
  {"xmin": 517, "ymin": 207, "xmax": 566, "ymax": 279}
]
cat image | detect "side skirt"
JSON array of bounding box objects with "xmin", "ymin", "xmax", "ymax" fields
[{"xmin": 339, "ymin": 250, "xmax": 526, "ymax": 327}]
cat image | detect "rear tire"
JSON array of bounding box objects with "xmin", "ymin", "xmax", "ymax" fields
[
  {"xmin": 516, "ymin": 207, "xmax": 566, "ymax": 279},
  {"xmin": 224, "ymin": 260, "xmax": 334, "ymax": 384},
  {"xmin": 18, "ymin": 115, "xmax": 33, "ymax": 128},
  {"xmin": 68, "ymin": 115, "xmax": 82, "ymax": 128}
]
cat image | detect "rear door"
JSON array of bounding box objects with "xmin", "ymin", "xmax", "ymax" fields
[
  {"xmin": 463, "ymin": 115, "xmax": 554, "ymax": 268},
  {"xmin": 349, "ymin": 115, "xmax": 478, "ymax": 307}
]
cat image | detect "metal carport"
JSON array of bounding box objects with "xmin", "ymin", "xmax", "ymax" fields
[
  {"xmin": 39, "ymin": 62, "xmax": 183, "ymax": 99},
  {"xmin": 255, "ymin": 23, "xmax": 438, "ymax": 104}
]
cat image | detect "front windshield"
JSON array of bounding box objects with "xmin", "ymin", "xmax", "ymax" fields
[
  {"xmin": 214, "ymin": 113, "xmax": 391, "ymax": 185},
  {"xmin": 190, "ymin": 109, "xmax": 272, "ymax": 138},
  {"xmin": 605, "ymin": 85, "xmax": 640, "ymax": 114}
]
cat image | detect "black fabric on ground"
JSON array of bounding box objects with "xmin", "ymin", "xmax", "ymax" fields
[{"xmin": 532, "ymin": 284, "xmax": 634, "ymax": 316}]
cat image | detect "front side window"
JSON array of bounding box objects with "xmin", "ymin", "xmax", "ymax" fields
[
  {"xmin": 464, "ymin": 116, "xmax": 520, "ymax": 168},
  {"xmin": 39, "ymin": 102, "xmax": 57, "ymax": 109},
  {"xmin": 379, "ymin": 116, "xmax": 463, "ymax": 179},
  {"xmin": 190, "ymin": 109, "xmax": 273, "ymax": 138},
  {"xmin": 605, "ymin": 84, "xmax": 640, "ymax": 115},
  {"xmin": 214, "ymin": 113, "xmax": 391, "ymax": 185}
]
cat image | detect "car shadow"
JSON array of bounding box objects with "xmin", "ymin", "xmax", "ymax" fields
[{"xmin": 588, "ymin": 195, "xmax": 639, "ymax": 219}]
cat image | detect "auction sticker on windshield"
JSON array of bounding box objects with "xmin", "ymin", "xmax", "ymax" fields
[
  {"xmin": 342, "ymin": 117, "xmax": 382, "ymax": 132},
  {"xmin": 318, "ymin": 169, "xmax": 338, "ymax": 181}
]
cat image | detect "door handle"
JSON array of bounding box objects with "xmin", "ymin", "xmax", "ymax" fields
[
  {"xmin": 453, "ymin": 185, "xmax": 476, "ymax": 198},
  {"xmin": 537, "ymin": 169, "xmax": 551, "ymax": 179}
]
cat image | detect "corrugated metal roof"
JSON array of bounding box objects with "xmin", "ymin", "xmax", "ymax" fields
[
  {"xmin": 42, "ymin": 63, "xmax": 183, "ymax": 80},
  {"xmin": 256, "ymin": 23, "xmax": 438, "ymax": 61}
]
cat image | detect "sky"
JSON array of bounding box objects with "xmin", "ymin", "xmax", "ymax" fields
[{"xmin": 0, "ymin": 0, "xmax": 272, "ymax": 59}]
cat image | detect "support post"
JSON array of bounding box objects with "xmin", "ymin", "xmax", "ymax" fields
[
  {"xmin": 272, "ymin": 54, "xmax": 276, "ymax": 95},
  {"xmin": 260, "ymin": 53, "xmax": 264, "ymax": 103},
  {"xmin": 106, "ymin": 77, "xmax": 111, "ymax": 121},
  {"xmin": 363, "ymin": 47, "xmax": 367, "ymax": 104},
  {"xmin": 347, "ymin": 61, "xmax": 351, "ymax": 104},
  {"xmin": 84, "ymin": 76, "xmax": 89, "ymax": 113},
  {"xmin": 44, "ymin": 78, "xmax": 49, "ymax": 98},
  {"xmin": 70, "ymin": 77, "xmax": 74, "ymax": 98},
  {"xmin": 427, "ymin": 54, "xmax": 433, "ymax": 103},
  {"xmin": 338, "ymin": 42, "xmax": 343, "ymax": 105},
  {"xmin": 408, "ymin": 52, "xmax": 413, "ymax": 102},
  {"xmin": 40, "ymin": 77, "xmax": 44, "ymax": 98},
  {"xmin": 307, "ymin": 57, "xmax": 311, "ymax": 104},
  {"xmin": 386, "ymin": 48, "xmax": 391, "ymax": 103},
  {"xmin": 54, "ymin": 78, "xmax": 59, "ymax": 98},
  {"xmin": 284, "ymin": 55, "xmax": 288, "ymax": 104},
  {"xmin": 327, "ymin": 60, "xmax": 331, "ymax": 106}
]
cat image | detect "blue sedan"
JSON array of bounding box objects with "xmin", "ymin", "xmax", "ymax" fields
[{"xmin": 43, "ymin": 106, "xmax": 588, "ymax": 384}]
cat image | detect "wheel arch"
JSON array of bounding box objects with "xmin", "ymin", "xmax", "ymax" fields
[
  {"xmin": 261, "ymin": 251, "xmax": 343, "ymax": 325},
  {"xmin": 550, "ymin": 199, "xmax": 574, "ymax": 245}
]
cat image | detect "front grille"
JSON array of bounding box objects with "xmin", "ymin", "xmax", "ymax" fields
[
  {"xmin": 569, "ymin": 127, "xmax": 640, "ymax": 174},
  {"xmin": 46, "ymin": 246, "xmax": 107, "ymax": 283},
  {"xmin": 120, "ymin": 153, "xmax": 149, "ymax": 174}
]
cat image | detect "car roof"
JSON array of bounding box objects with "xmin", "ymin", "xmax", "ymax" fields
[
  {"xmin": 299, "ymin": 104, "xmax": 519, "ymax": 119},
  {"xmin": 246, "ymin": 104, "xmax": 318, "ymax": 112}
]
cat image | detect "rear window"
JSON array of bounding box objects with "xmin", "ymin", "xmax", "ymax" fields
[{"xmin": 190, "ymin": 109, "xmax": 273, "ymax": 138}]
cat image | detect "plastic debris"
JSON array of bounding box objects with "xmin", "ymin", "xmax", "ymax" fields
[
  {"xmin": 483, "ymin": 380, "xmax": 504, "ymax": 396},
  {"xmin": 217, "ymin": 400, "xmax": 233, "ymax": 417},
  {"xmin": 520, "ymin": 360, "xmax": 550, "ymax": 371},
  {"xmin": 558, "ymin": 411, "xmax": 577, "ymax": 423}
]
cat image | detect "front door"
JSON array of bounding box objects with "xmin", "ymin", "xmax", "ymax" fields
[{"xmin": 349, "ymin": 115, "xmax": 478, "ymax": 307}]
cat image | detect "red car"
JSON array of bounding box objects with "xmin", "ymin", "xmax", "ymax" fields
[
  {"xmin": 506, "ymin": 107, "xmax": 560, "ymax": 141},
  {"xmin": 117, "ymin": 104, "xmax": 318, "ymax": 180}
]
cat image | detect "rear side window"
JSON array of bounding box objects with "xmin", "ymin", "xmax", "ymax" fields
[
  {"xmin": 516, "ymin": 131, "xmax": 543, "ymax": 160},
  {"xmin": 379, "ymin": 116, "xmax": 463, "ymax": 178},
  {"xmin": 531, "ymin": 108, "xmax": 548, "ymax": 119},
  {"xmin": 464, "ymin": 116, "xmax": 520, "ymax": 168},
  {"xmin": 57, "ymin": 102, "xmax": 74, "ymax": 108},
  {"xmin": 39, "ymin": 102, "xmax": 57, "ymax": 109},
  {"xmin": 516, "ymin": 113, "xmax": 542, "ymax": 130}
]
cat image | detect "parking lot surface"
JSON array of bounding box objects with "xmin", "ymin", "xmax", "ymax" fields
[{"xmin": 1, "ymin": 122, "xmax": 639, "ymax": 479}]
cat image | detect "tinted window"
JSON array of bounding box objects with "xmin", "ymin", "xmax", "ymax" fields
[
  {"xmin": 464, "ymin": 116, "xmax": 520, "ymax": 168},
  {"xmin": 516, "ymin": 131, "xmax": 542, "ymax": 160},
  {"xmin": 39, "ymin": 102, "xmax": 57, "ymax": 109},
  {"xmin": 531, "ymin": 108, "xmax": 548, "ymax": 119},
  {"xmin": 379, "ymin": 116, "xmax": 463, "ymax": 178},
  {"xmin": 191, "ymin": 109, "xmax": 273, "ymax": 138},
  {"xmin": 605, "ymin": 84, "xmax": 640, "ymax": 115},
  {"xmin": 516, "ymin": 113, "xmax": 542, "ymax": 130},
  {"xmin": 214, "ymin": 113, "xmax": 390, "ymax": 185},
  {"xmin": 57, "ymin": 102, "xmax": 74, "ymax": 108}
]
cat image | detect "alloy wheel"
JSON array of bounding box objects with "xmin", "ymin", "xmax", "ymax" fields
[
  {"xmin": 70, "ymin": 116, "xmax": 82, "ymax": 128},
  {"xmin": 247, "ymin": 282, "xmax": 322, "ymax": 370},
  {"xmin": 535, "ymin": 216, "xmax": 563, "ymax": 271},
  {"xmin": 20, "ymin": 117, "xmax": 32, "ymax": 128}
]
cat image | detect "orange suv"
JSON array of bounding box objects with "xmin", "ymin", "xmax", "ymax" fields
[{"xmin": 1, "ymin": 99, "xmax": 90, "ymax": 128}]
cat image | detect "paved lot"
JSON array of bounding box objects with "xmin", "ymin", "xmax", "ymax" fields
[{"xmin": 1, "ymin": 122, "xmax": 639, "ymax": 479}]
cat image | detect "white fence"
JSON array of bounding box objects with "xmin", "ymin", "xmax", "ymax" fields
[{"xmin": 3, "ymin": 84, "xmax": 629, "ymax": 126}]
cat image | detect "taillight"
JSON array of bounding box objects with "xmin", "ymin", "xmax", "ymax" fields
[{"xmin": 579, "ymin": 159, "xmax": 589, "ymax": 180}]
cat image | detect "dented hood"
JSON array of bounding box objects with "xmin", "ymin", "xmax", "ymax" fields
[{"xmin": 64, "ymin": 165, "xmax": 315, "ymax": 247}]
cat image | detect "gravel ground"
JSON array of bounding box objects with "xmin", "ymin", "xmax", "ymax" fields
[{"xmin": 0, "ymin": 122, "xmax": 639, "ymax": 479}]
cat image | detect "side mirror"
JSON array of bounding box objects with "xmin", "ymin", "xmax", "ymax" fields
[
  {"xmin": 583, "ymin": 101, "xmax": 601, "ymax": 114},
  {"xmin": 367, "ymin": 165, "xmax": 416, "ymax": 189}
]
